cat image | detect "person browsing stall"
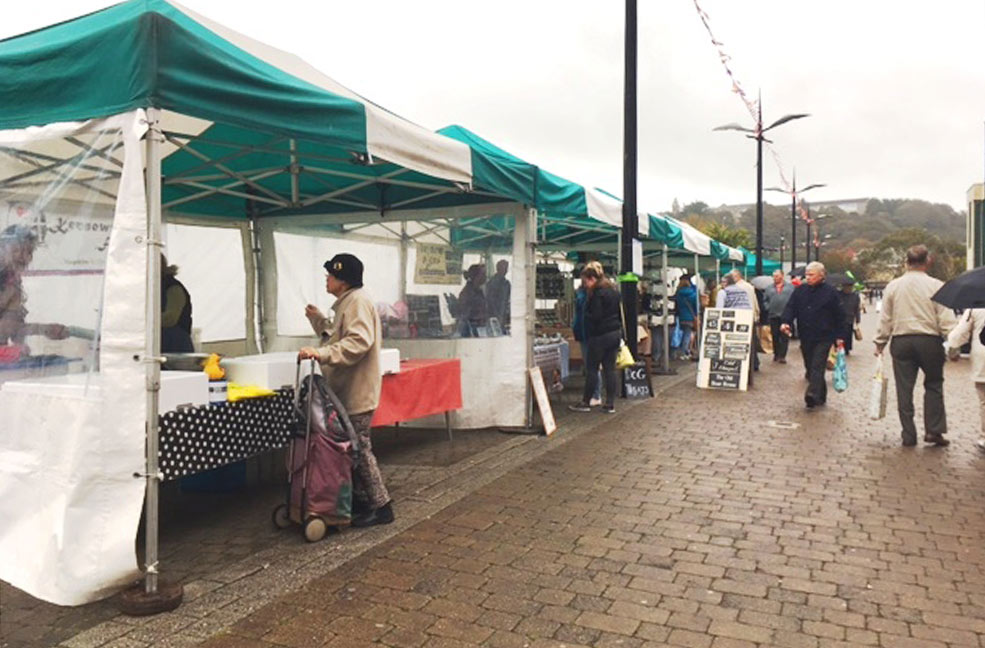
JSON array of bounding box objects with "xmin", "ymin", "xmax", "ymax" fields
[
  {"xmin": 569, "ymin": 264, "xmax": 621, "ymax": 414},
  {"xmin": 299, "ymin": 253, "xmax": 393, "ymax": 528}
]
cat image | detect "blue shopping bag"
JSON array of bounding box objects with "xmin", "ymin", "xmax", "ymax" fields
[
  {"xmin": 833, "ymin": 346, "xmax": 848, "ymax": 393},
  {"xmin": 670, "ymin": 321, "xmax": 683, "ymax": 349}
]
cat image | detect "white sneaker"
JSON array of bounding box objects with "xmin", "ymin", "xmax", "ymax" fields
[
  {"xmin": 976, "ymin": 439, "xmax": 985, "ymax": 452},
  {"xmin": 589, "ymin": 398, "xmax": 602, "ymax": 407}
]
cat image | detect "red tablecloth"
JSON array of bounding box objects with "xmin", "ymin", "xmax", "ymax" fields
[{"xmin": 371, "ymin": 358, "xmax": 462, "ymax": 427}]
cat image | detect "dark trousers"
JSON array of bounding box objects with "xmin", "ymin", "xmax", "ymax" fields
[
  {"xmin": 890, "ymin": 335, "xmax": 947, "ymax": 443},
  {"xmin": 583, "ymin": 329, "xmax": 620, "ymax": 407},
  {"xmin": 800, "ymin": 338, "xmax": 832, "ymax": 405},
  {"xmin": 769, "ymin": 317, "xmax": 789, "ymax": 359}
]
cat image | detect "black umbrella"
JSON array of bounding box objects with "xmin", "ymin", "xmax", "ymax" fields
[
  {"xmin": 931, "ymin": 266, "xmax": 985, "ymax": 310},
  {"xmin": 825, "ymin": 273, "xmax": 853, "ymax": 286},
  {"xmin": 789, "ymin": 266, "xmax": 806, "ymax": 278}
]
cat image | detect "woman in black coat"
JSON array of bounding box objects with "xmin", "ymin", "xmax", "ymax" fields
[{"xmin": 569, "ymin": 265, "xmax": 622, "ymax": 414}]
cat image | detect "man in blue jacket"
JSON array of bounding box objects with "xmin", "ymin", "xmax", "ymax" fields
[{"xmin": 780, "ymin": 262, "xmax": 846, "ymax": 409}]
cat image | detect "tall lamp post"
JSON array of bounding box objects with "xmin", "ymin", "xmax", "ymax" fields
[
  {"xmin": 621, "ymin": 0, "xmax": 639, "ymax": 357},
  {"xmin": 779, "ymin": 235, "xmax": 785, "ymax": 267},
  {"xmin": 714, "ymin": 100, "xmax": 808, "ymax": 276},
  {"xmin": 766, "ymin": 172, "xmax": 824, "ymax": 272}
]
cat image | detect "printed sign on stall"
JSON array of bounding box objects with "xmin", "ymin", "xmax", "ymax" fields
[
  {"xmin": 414, "ymin": 243, "xmax": 464, "ymax": 285},
  {"xmin": 697, "ymin": 308, "xmax": 754, "ymax": 391},
  {"xmin": 2, "ymin": 201, "xmax": 113, "ymax": 272}
]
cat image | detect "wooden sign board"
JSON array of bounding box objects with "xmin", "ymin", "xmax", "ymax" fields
[
  {"xmin": 528, "ymin": 366, "xmax": 557, "ymax": 436},
  {"xmin": 622, "ymin": 361, "xmax": 653, "ymax": 399},
  {"xmin": 697, "ymin": 308, "xmax": 754, "ymax": 391}
]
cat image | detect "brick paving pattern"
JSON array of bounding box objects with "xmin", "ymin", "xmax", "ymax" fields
[
  {"xmin": 5, "ymin": 311, "xmax": 985, "ymax": 648},
  {"xmin": 185, "ymin": 313, "xmax": 985, "ymax": 648}
]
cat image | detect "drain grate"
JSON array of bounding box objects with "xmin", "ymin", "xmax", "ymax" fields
[{"xmin": 766, "ymin": 420, "xmax": 800, "ymax": 430}]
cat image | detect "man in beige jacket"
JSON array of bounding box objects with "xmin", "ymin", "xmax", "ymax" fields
[
  {"xmin": 874, "ymin": 245, "xmax": 957, "ymax": 447},
  {"xmin": 300, "ymin": 253, "xmax": 392, "ymax": 527}
]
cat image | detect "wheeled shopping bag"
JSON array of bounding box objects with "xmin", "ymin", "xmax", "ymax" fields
[{"xmin": 272, "ymin": 359, "xmax": 360, "ymax": 542}]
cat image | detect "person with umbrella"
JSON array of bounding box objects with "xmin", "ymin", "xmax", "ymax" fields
[
  {"xmin": 935, "ymin": 265, "xmax": 985, "ymax": 450},
  {"xmin": 873, "ymin": 245, "xmax": 957, "ymax": 447}
]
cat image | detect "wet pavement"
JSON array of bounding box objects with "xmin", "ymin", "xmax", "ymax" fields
[{"xmin": 6, "ymin": 310, "xmax": 985, "ymax": 648}]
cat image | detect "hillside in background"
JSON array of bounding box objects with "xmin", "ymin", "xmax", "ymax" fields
[{"xmin": 679, "ymin": 198, "xmax": 967, "ymax": 280}]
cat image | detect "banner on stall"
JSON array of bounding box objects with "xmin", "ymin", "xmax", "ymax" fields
[
  {"xmin": 696, "ymin": 307, "xmax": 754, "ymax": 391},
  {"xmin": 2, "ymin": 200, "xmax": 113, "ymax": 272},
  {"xmin": 414, "ymin": 243, "xmax": 463, "ymax": 285}
]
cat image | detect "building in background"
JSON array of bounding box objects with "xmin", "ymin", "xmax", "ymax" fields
[{"xmin": 968, "ymin": 183, "xmax": 983, "ymax": 269}]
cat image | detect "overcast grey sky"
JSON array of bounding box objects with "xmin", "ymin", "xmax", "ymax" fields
[{"xmin": 6, "ymin": 1, "xmax": 984, "ymax": 211}]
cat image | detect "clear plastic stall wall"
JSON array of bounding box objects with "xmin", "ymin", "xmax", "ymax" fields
[
  {"xmin": 0, "ymin": 112, "xmax": 148, "ymax": 605},
  {"xmin": 264, "ymin": 214, "xmax": 527, "ymax": 428}
]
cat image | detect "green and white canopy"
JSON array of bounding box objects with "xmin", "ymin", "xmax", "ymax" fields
[{"xmin": 0, "ymin": 0, "xmax": 489, "ymax": 218}]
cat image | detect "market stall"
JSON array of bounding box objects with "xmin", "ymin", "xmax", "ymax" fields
[{"xmin": 0, "ymin": 0, "xmax": 535, "ymax": 607}]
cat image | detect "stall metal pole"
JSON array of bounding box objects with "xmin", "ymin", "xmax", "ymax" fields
[
  {"xmin": 693, "ymin": 253, "xmax": 700, "ymax": 320},
  {"xmin": 247, "ymin": 216, "xmax": 265, "ymax": 353},
  {"xmin": 522, "ymin": 207, "xmax": 537, "ymax": 427},
  {"xmin": 716, "ymin": 259, "xmax": 721, "ymax": 286},
  {"xmin": 144, "ymin": 107, "xmax": 164, "ymax": 595},
  {"xmin": 661, "ymin": 244, "xmax": 670, "ymax": 373},
  {"xmin": 693, "ymin": 254, "xmax": 700, "ymax": 359},
  {"xmin": 398, "ymin": 221, "xmax": 408, "ymax": 301}
]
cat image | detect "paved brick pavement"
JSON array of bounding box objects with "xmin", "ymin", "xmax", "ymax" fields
[
  {"xmin": 185, "ymin": 312, "xmax": 985, "ymax": 648},
  {"xmin": 7, "ymin": 310, "xmax": 985, "ymax": 648},
  {"xmin": 2, "ymin": 356, "xmax": 686, "ymax": 648}
]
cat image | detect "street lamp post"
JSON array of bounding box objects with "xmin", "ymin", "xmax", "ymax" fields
[
  {"xmin": 714, "ymin": 100, "xmax": 808, "ymax": 276},
  {"xmin": 780, "ymin": 235, "xmax": 785, "ymax": 267},
  {"xmin": 766, "ymin": 172, "xmax": 824, "ymax": 273}
]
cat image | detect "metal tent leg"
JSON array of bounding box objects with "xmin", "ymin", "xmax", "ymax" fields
[{"xmin": 120, "ymin": 107, "xmax": 183, "ymax": 617}]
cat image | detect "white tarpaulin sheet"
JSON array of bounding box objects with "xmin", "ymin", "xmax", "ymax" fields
[
  {"xmin": 0, "ymin": 112, "xmax": 148, "ymax": 605},
  {"xmin": 164, "ymin": 223, "xmax": 247, "ymax": 342}
]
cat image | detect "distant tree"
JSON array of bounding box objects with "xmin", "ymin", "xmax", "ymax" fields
[
  {"xmin": 693, "ymin": 220, "xmax": 752, "ymax": 249},
  {"xmin": 682, "ymin": 201, "xmax": 709, "ymax": 219},
  {"xmin": 855, "ymin": 228, "xmax": 966, "ymax": 282}
]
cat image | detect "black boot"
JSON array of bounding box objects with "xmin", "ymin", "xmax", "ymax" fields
[{"xmin": 352, "ymin": 501, "xmax": 395, "ymax": 528}]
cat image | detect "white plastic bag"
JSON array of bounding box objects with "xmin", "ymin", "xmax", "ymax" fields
[{"xmin": 869, "ymin": 353, "xmax": 888, "ymax": 420}]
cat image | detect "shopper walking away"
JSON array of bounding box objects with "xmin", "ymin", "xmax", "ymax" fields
[
  {"xmin": 873, "ymin": 245, "xmax": 957, "ymax": 447},
  {"xmin": 572, "ymin": 262, "xmax": 602, "ymax": 406},
  {"xmin": 838, "ymin": 281, "xmax": 861, "ymax": 355},
  {"xmin": 672, "ymin": 275, "xmax": 698, "ymax": 360},
  {"xmin": 569, "ymin": 264, "xmax": 621, "ymax": 414},
  {"xmin": 780, "ymin": 262, "xmax": 846, "ymax": 409},
  {"xmin": 945, "ymin": 309, "xmax": 985, "ymax": 449},
  {"xmin": 300, "ymin": 253, "xmax": 394, "ymax": 527},
  {"xmin": 765, "ymin": 269, "xmax": 794, "ymax": 363}
]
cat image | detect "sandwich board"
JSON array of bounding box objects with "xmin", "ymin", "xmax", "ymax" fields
[{"xmin": 696, "ymin": 308, "xmax": 754, "ymax": 391}]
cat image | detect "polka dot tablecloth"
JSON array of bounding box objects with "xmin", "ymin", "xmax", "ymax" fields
[{"xmin": 159, "ymin": 389, "xmax": 294, "ymax": 481}]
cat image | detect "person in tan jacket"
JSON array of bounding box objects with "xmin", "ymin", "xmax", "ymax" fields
[
  {"xmin": 874, "ymin": 245, "xmax": 957, "ymax": 447},
  {"xmin": 299, "ymin": 253, "xmax": 392, "ymax": 527}
]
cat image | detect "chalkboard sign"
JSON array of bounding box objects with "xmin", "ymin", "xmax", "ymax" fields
[
  {"xmin": 697, "ymin": 307, "xmax": 753, "ymax": 391},
  {"xmin": 622, "ymin": 361, "xmax": 653, "ymax": 399}
]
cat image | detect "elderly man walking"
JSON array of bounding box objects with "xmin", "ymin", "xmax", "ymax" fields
[
  {"xmin": 765, "ymin": 269, "xmax": 794, "ymax": 363},
  {"xmin": 780, "ymin": 262, "xmax": 845, "ymax": 409},
  {"xmin": 874, "ymin": 245, "xmax": 957, "ymax": 447}
]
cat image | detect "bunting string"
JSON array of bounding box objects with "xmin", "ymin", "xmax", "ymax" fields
[{"xmin": 692, "ymin": 0, "xmax": 794, "ymax": 195}]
